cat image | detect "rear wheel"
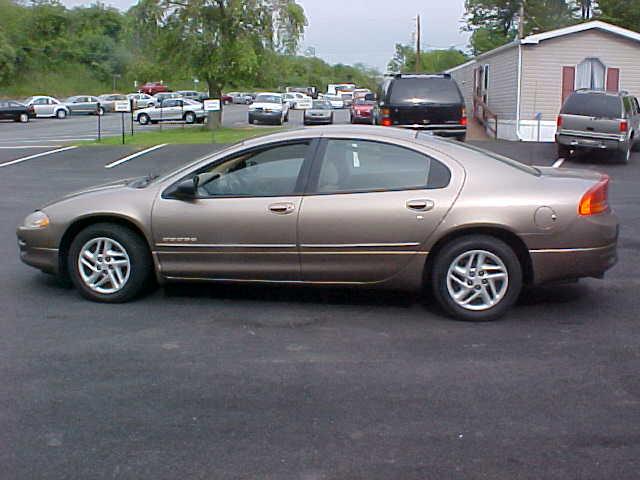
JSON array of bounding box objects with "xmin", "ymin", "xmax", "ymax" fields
[
  {"xmin": 68, "ymin": 223, "xmax": 154, "ymax": 303},
  {"xmin": 138, "ymin": 113, "xmax": 150, "ymax": 125},
  {"xmin": 18, "ymin": 113, "xmax": 29, "ymax": 123},
  {"xmin": 431, "ymin": 235, "xmax": 522, "ymax": 321},
  {"xmin": 248, "ymin": 115, "xmax": 255, "ymax": 125},
  {"xmin": 616, "ymin": 146, "xmax": 631, "ymax": 164},
  {"xmin": 184, "ymin": 111, "xmax": 196, "ymax": 124},
  {"xmin": 557, "ymin": 144, "xmax": 571, "ymax": 159},
  {"xmin": 96, "ymin": 106, "xmax": 105, "ymax": 116}
]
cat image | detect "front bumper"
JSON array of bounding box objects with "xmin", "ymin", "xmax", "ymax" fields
[
  {"xmin": 530, "ymin": 242, "xmax": 618, "ymax": 284},
  {"xmin": 249, "ymin": 111, "xmax": 283, "ymax": 122},
  {"xmin": 304, "ymin": 115, "xmax": 332, "ymax": 124},
  {"xmin": 17, "ymin": 226, "xmax": 59, "ymax": 274}
]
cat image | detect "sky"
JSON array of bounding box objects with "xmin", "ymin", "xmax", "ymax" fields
[{"xmin": 59, "ymin": 0, "xmax": 470, "ymax": 71}]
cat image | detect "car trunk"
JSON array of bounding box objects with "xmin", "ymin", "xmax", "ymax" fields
[{"xmin": 560, "ymin": 114, "xmax": 623, "ymax": 136}]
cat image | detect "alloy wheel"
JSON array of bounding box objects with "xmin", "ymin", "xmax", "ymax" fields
[
  {"xmin": 446, "ymin": 249, "xmax": 509, "ymax": 311},
  {"xmin": 77, "ymin": 237, "xmax": 131, "ymax": 294}
]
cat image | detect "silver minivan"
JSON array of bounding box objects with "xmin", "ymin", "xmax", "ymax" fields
[{"xmin": 556, "ymin": 89, "xmax": 640, "ymax": 163}]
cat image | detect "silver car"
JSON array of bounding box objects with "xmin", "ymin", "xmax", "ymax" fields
[
  {"xmin": 152, "ymin": 92, "xmax": 183, "ymax": 105},
  {"xmin": 556, "ymin": 89, "xmax": 640, "ymax": 163},
  {"xmin": 16, "ymin": 126, "xmax": 618, "ymax": 321},
  {"xmin": 63, "ymin": 96, "xmax": 103, "ymax": 115},
  {"xmin": 22, "ymin": 96, "xmax": 69, "ymax": 119},
  {"xmin": 303, "ymin": 100, "xmax": 334, "ymax": 125},
  {"xmin": 97, "ymin": 94, "xmax": 129, "ymax": 113},
  {"xmin": 127, "ymin": 93, "xmax": 155, "ymax": 109},
  {"xmin": 135, "ymin": 98, "xmax": 205, "ymax": 125}
]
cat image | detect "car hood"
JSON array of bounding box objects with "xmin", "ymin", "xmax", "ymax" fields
[
  {"xmin": 306, "ymin": 109, "xmax": 331, "ymax": 115},
  {"xmin": 40, "ymin": 176, "xmax": 151, "ymax": 209},
  {"xmin": 252, "ymin": 102, "xmax": 283, "ymax": 109}
]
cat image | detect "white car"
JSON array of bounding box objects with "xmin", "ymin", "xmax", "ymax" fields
[
  {"xmin": 284, "ymin": 92, "xmax": 312, "ymax": 110},
  {"xmin": 325, "ymin": 95, "xmax": 345, "ymax": 109},
  {"xmin": 248, "ymin": 93, "xmax": 289, "ymax": 125},
  {"xmin": 127, "ymin": 93, "xmax": 155, "ymax": 109},
  {"xmin": 22, "ymin": 96, "xmax": 69, "ymax": 119},
  {"xmin": 152, "ymin": 92, "xmax": 183, "ymax": 106},
  {"xmin": 135, "ymin": 98, "xmax": 206, "ymax": 125}
]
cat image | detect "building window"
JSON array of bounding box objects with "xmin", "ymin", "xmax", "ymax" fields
[{"xmin": 576, "ymin": 57, "xmax": 606, "ymax": 90}]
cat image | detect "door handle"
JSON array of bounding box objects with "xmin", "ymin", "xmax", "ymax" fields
[
  {"xmin": 406, "ymin": 199, "xmax": 434, "ymax": 211},
  {"xmin": 268, "ymin": 202, "xmax": 295, "ymax": 214}
]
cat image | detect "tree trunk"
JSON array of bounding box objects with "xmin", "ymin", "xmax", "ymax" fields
[{"xmin": 207, "ymin": 79, "xmax": 223, "ymax": 130}]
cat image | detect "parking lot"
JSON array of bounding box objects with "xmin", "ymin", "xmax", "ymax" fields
[{"xmin": 1, "ymin": 126, "xmax": 640, "ymax": 479}]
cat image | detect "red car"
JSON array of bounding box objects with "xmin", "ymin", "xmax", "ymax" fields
[
  {"xmin": 221, "ymin": 93, "xmax": 233, "ymax": 105},
  {"xmin": 349, "ymin": 98, "xmax": 375, "ymax": 124},
  {"xmin": 139, "ymin": 82, "xmax": 169, "ymax": 95}
]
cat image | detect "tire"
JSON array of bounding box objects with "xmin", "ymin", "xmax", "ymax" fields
[
  {"xmin": 616, "ymin": 146, "xmax": 631, "ymax": 164},
  {"xmin": 430, "ymin": 235, "xmax": 522, "ymax": 321},
  {"xmin": 557, "ymin": 144, "xmax": 571, "ymax": 159},
  {"xmin": 184, "ymin": 111, "xmax": 196, "ymax": 124},
  {"xmin": 138, "ymin": 113, "xmax": 150, "ymax": 125},
  {"xmin": 67, "ymin": 223, "xmax": 154, "ymax": 303},
  {"xmin": 56, "ymin": 109, "xmax": 67, "ymax": 119},
  {"xmin": 248, "ymin": 115, "xmax": 255, "ymax": 125},
  {"xmin": 97, "ymin": 107, "xmax": 105, "ymax": 116},
  {"xmin": 18, "ymin": 113, "xmax": 29, "ymax": 123},
  {"xmin": 330, "ymin": 114, "xmax": 334, "ymax": 124},
  {"xmin": 284, "ymin": 112, "xmax": 289, "ymax": 122}
]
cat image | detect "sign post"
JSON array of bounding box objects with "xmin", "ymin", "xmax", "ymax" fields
[
  {"xmin": 203, "ymin": 99, "xmax": 221, "ymax": 144},
  {"xmin": 114, "ymin": 100, "xmax": 132, "ymax": 145},
  {"xmin": 97, "ymin": 102, "xmax": 102, "ymax": 142}
]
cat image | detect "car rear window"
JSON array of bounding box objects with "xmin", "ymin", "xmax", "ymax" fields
[
  {"xmin": 389, "ymin": 77, "xmax": 462, "ymax": 105},
  {"xmin": 561, "ymin": 93, "xmax": 622, "ymax": 118}
]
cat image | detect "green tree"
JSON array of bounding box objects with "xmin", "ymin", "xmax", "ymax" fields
[
  {"xmin": 598, "ymin": 0, "xmax": 640, "ymax": 32},
  {"xmin": 387, "ymin": 44, "xmax": 468, "ymax": 73}
]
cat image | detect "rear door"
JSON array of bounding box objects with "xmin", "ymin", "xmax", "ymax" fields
[{"xmin": 298, "ymin": 138, "xmax": 464, "ymax": 283}]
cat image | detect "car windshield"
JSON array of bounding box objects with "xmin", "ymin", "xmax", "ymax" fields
[
  {"xmin": 256, "ymin": 95, "xmax": 281, "ymax": 104},
  {"xmin": 22, "ymin": 97, "xmax": 34, "ymax": 104},
  {"xmin": 312, "ymin": 101, "xmax": 331, "ymax": 109},
  {"xmin": 561, "ymin": 93, "xmax": 622, "ymax": 118},
  {"xmin": 389, "ymin": 77, "xmax": 462, "ymax": 104}
]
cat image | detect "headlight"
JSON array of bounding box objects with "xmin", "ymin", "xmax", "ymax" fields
[{"xmin": 23, "ymin": 211, "xmax": 50, "ymax": 229}]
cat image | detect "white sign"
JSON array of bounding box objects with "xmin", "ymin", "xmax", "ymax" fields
[
  {"xmin": 114, "ymin": 100, "xmax": 131, "ymax": 112},
  {"xmin": 203, "ymin": 99, "xmax": 221, "ymax": 112}
]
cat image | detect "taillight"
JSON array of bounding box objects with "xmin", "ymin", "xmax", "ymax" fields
[
  {"xmin": 620, "ymin": 120, "xmax": 628, "ymax": 133},
  {"xmin": 381, "ymin": 108, "xmax": 390, "ymax": 116},
  {"xmin": 381, "ymin": 118, "xmax": 392, "ymax": 126},
  {"xmin": 579, "ymin": 175, "xmax": 610, "ymax": 216},
  {"xmin": 460, "ymin": 116, "xmax": 467, "ymax": 126},
  {"xmin": 557, "ymin": 115, "xmax": 563, "ymax": 128}
]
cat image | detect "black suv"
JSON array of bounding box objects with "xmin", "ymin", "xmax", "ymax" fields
[{"xmin": 374, "ymin": 73, "xmax": 466, "ymax": 140}]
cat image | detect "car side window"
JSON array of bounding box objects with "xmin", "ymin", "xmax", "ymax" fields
[
  {"xmin": 633, "ymin": 97, "xmax": 640, "ymax": 115},
  {"xmin": 314, "ymin": 139, "xmax": 450, "ymax": 194},
  {"xmin": 196, "ymin": 142, "xmax": 310, "ymax": 197},
  {"xmin": 623, "ymin": 96, "xmax": 633, "ymax": 116}
]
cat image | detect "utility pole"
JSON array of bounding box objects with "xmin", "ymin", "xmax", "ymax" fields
[
  {"xmin": 415, "ymin": 14, "xmax": 421, "ymax": 73},
  {"xmin": 518, "ymin": 1, "xmax": 525, "ymax": 39}
]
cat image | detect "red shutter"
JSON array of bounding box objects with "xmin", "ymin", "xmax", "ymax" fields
[
  {"xmin": 561, "ymin": 66, "xmax": 575, "ymax": 103},
  {"xmin": 606, "ymin": 68, "xmax": 620, "ymax": 92}
]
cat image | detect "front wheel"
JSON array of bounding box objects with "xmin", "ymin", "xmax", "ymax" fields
[
  {"xmin": 184, "ymin": 111, "xmax": 196, "ymax": 124},
  {"xmin": 616, "ymin": 146, "xmax": 631, "ymax": 164},
  {"xmin": 431, "ymin": 235, "xmax": 522, "ymax": 321},
  {"xmin": 68, "ymin": 223, "xmax": 154, "ymax": 303},
  {"xmin": 138, "ymin": 113, "xmax": 150, "ymax": 125},
  {"xmin": 18, "ymin": 113, "xmax": 29, "ymax": 123},
  {"xmin": 96, "ymin": 106, "xmax": 105, "ymax": 116},
  {"xmin": 248, "ymin": 115, "xmax": 255, "ymax": 125},
  {"xmin": 56, "ymin": 109, "xmax": 67, "ymax": 119}
]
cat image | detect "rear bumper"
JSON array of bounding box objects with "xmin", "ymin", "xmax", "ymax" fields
[
  {"xmin": 530, "ymin": 242, "xmax": 618, "ymax": 284},
  {"xmin": 556, "ymin": 132, "xmax": 628, "ymax": 151},
  {"xmin": 304, "ymin": 116, "xmax": 332, "ymax": 124},
  {"xmin": 396, "ymin": 124, "xmax": 466, "ymax": 137}
]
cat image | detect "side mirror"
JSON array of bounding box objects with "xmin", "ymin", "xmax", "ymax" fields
[{"xmin": 172, "ymin": 176, "xmax": 199, "ymax": 198}]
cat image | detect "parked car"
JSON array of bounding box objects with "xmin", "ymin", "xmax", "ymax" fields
[
  {"xmin": 248, "ymin": 93, "xmax": 289, "ymax": 125},
  {"xmin": 139, "ymin": 82, "xmax": 169, "ymax": 95},
  {"xmin": 0, "ymin": 100, "xmax": 35, "ymax": 123},
  {"xmin": 63, "ymin": 96, "xmax": 103, "ymax": 115},
  {"xmin": 127, "ymin": 93, "xmax": 155, "ymax": 109},
  {"xmin": 22, "ymin": 96, "xmax": 69, "ymax": 119},
  {"xmin": 303, "ymin": 100, "xmax": 334, "ymax": 125},
  {"xmin": 375, "ymin": 73, "xmax": 467, "ymax": 140},
  {"xmin": 97, "ymin": 94, "xmax": 129, "ymax": 113},
  {"xmin": 556, "ymin": 89, "xmax": 639, "ymax": 163},
  {"xmin": 284, "ymin": 92, "xmax": 312, "ymax": 110},
  {"xmin": 152, "ymin": 92, "xmax": 183, "ymax": 105},
  {"xmin": 177, "ymin": 90, "xmax": 208, "ymax": 102},
  {"xmin": 135, "ymin": 98, "xmax": 205, "ymax": 125},
  {"xmin": 230, "ymin": 92, "xmax": 253, "ymax": 104},
  {"xmin": 221, "ymin": 93, "xmax": 233, "ymax": 104},
  {"xmin": 16, "ymin": 126, "xmax": 618, "ymax": 321},
  {"xmin": 324, "ymin": 95, "xmax": 345, "ymax": 109},
  {"xmin": 350, "ymin": 98, "xmax": 375, "ymax": 124}
]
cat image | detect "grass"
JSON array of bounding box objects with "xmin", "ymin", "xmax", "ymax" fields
[{"xmin": 78, "ymin": 126, "xmax": 284, "ymax": 146}]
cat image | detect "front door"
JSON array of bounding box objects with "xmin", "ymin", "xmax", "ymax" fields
[
  {"xmin": 152, "ymin": 140, "xmax": 315, "ymax": 281},
  {"xmin": 298, "ymin": 138, "xmax": 463, "ymax": 283}
]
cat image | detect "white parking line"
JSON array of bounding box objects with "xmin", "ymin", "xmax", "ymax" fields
[
  {"xmin": 0, "ymin": 146, "xmax": 77, "ymax": 168},
  {"xmin": 552, "ymin": 158, "xmax": 565, "ymax": 168},
  {"xmin": 104, "ymin": 144, "xmax": 168, "ymax": 169}
]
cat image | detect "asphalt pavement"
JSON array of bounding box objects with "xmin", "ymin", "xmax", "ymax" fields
[{"xmin": 1, "ymin": 132, "xmax": 639, "ymax": 479}]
